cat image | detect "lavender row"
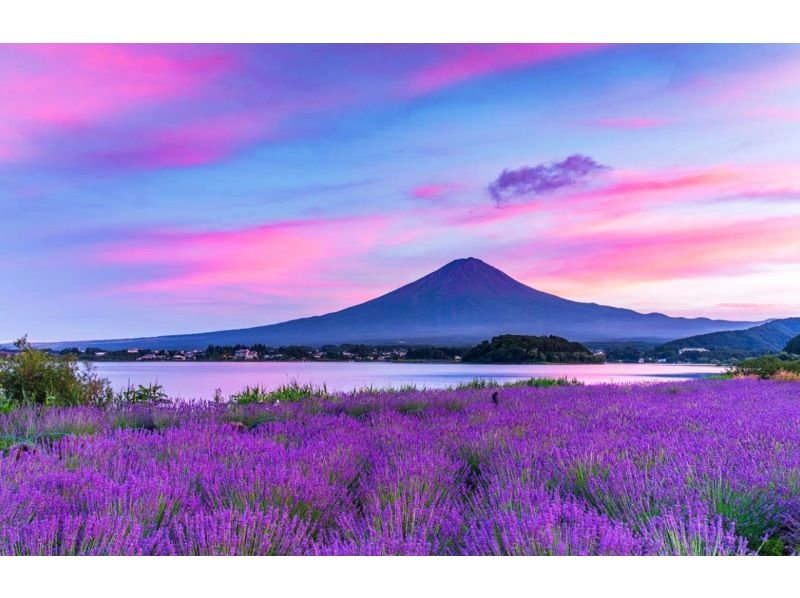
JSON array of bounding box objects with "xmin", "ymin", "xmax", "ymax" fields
[{"xmin": 2, "ymin": 379, "xmax": 799, "ymax": 555}]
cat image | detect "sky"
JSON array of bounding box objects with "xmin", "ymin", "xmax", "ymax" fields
[{"xmin": 2, "ymin": 44, "xmax": 800, "ymax": 341}]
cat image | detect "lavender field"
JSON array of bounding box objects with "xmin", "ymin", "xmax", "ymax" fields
[{"xmin": 2, "ymin": 379, "xmax": 800, "ymax": 555}]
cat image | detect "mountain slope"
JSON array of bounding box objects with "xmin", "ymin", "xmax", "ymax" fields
[
  {"xmin": 655, "ymin": 318, "xmax": 800, "ymax": 357},
  {"xmin": 39, "ymin": 258, "xmax": 758, "ymax": 350}
]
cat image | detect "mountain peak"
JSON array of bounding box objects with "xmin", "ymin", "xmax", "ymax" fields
[
  {"xmin": 436, "ymin": 257, "xmax": 509, "ymax": 279},
  {"xmin": 408, "ymin": 257, "xmax": 533, "ymax": 299},
  {"xmin": 440, "ymin": 256, "xmax": 488, "ymax": 269}
]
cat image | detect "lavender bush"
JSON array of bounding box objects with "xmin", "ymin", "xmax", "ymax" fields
[{"xmin": 1, "ymin": 379, "xmax": 799, "ymax": 555}]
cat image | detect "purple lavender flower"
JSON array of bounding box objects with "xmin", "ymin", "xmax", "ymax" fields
[{"xmin": 1, "ymin": 379, "xmax": 799, "ymax": 555}]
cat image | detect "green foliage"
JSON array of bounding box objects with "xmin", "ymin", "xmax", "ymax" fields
[
  {"xmin": 505, "ymin": 377, "xmax": 582, "ymax": 388},
  {"xmin": 455, "ymin": 379, "xmax": 502, "ymax": 390},
  {"xmin": 395, "ymin": 400, "xmax": 427, "ymax": 415},
  {"xmin": 784, "ymin": 334, "xmax": 800, "ymax": 355},
  {"xmin": 701, "ymin": 477, "xmax": 785, "ymax": 551},
  {"xmin": 0, "ymin": 336, "xmax": 113, "ymax": 408},
  {"xmin": 462, "ymin": 334, "xmax": 602, "ymax": 364},
  {"xmin": 590, "ymin": 341, "xmax": 655, "ymax": 363},
  {"xmin": 229, "ymin": 385, "xmax": 273, "ymax": 404},
  {"xmin": 343, "ymin": 404, "xmax": 373, "ymax": 419},
  {"xmin": 729, "ymin": 355, "xmax": 800, "ymax": 379},
  {"xmin": 455, "ymin": 377, "xmax": 581, "ymax": 390},
  {"xmin": 404, "ymin": 346, "xmax": 462, "ymax": 360},
  {"xmin": 653, "ymin": 317, "xmax": 800, "ymax": 362},
  {"xmin": 229, "ymin": 381, "xmax": 328, "ymax": 405},
  {"xmin": 223, "ymin": 406, "xmax": 281, "ymax": 429},
  {"xmin": 350, "ymin": 383, "xmax": 419, "ymax": 395},
  {"xmin": 115, "ymin": 383, "xmax": 168, "ymax": 405},
  {"xmin": 759, "ymin": 536, "xmax": 786, "ymax": 556},
  {"xmin": 0, "ymin": 390, "xmax": 14, "ymax": 415}
]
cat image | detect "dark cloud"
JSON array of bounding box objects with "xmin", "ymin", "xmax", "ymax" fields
[{"xmin": 488, "ymin": 154, "xmax": 609, "ymax": 205}]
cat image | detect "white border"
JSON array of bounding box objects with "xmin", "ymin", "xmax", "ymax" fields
[
  {"xmin": 1, "ymin": 556, "xmax": 798, "ymax": 597},
  {"xmin": 1, "ymin": 0, "xmax": 799, "ymax": 42},
  {"xmin": 2, "ymin": 1, "xmax": 799, "ymax": 593}
]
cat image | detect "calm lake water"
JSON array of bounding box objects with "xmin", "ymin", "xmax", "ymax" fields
[{"xmin": 91, "ymin": 361, "xmax": 724, "ymax": 400}]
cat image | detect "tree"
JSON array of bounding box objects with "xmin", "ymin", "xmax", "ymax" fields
[
  {"xmin": 462, "ymin": 334, "xmax": 602, "ymax": 364},
  {"xmin": 0, "ymin": 336, "xmax": 112, "ymax": 408}
]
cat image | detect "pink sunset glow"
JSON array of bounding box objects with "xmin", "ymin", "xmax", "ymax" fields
[
  {"xmin": 590, "ymin": 117, "xmax": 674, "ymax": 129},
  {"xmin": 97, "ymin": 215, "xmax": 390, "ymax": 295},
  {"xmin": 2, "ymin": 43, "xmax": 800, "ymax": 340},
  {"xmin": 405, "ymin": 44, "xmax": 604, "ymax": 95},
  {"xmin": 410, "ymin": 182, "xmax": 463, "ymax": 199}
]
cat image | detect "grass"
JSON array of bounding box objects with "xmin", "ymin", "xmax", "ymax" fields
[
  {"xmin": 455, "ymin": 377, "xmax": 582, "ymax": 390},
  {"xmin": 230, "ymin": 381, "xmax": 328, "ymax": 405},
  {"xmin": 728, "ymin": 356, "xmax": 800, "ymax": 380}
]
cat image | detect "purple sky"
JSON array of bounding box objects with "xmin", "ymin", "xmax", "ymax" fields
[{"xmin": 2, "ymin": 44, "xmax": 800, "ymax": 341}]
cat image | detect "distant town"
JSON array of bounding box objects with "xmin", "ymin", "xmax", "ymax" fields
[
  {"xmin": 0, "ymin": 336, "xmax": 738, "ymax": 365},
  {"xmin": 18, "ymin": 344, "xmax": 440, "ymax": 363}
]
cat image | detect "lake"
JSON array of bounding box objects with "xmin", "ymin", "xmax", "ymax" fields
[{"xmin": 90, "ymin": 361, "xmax": 725, "ymax": 399}]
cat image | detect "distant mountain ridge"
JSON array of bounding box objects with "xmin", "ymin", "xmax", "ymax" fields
[
  {"xmin": 32, "ymin": 258, "xmax": 759, "ymax": 350},
  {"xmin": 655, "ymin": 318, "xmax": 800, "ymax": 357}
]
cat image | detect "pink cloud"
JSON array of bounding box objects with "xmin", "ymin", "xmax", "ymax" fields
[
  {"xmin": 95, "ymin": 215, "xmax": 391, "ymax": 303},
  {"xmin": 90, "ymin": 111, "xmax": 278, "ymax": 170},
  {"xmin": 527, "ymin": 215, "xmax": 800, "ymax": 286},
  {"xmin": 0, "ymin": 45, "xmax": 237, "ymax": 164},
  {"xmin": 589, "ymin": 117, "xmax": 674, "ymax": 129},
  {"xmin": 405, "ymin": 44, "xmax": 605, "ymax": 96},
  {"xmin": 682, "ymin": 57, "xmax": 800, "ymax": 107},
  {"xmin": 1, "ymin": 45, "xmax": 607, "ymax": 171},
  {"xmin": 745, "ymin": 106, "xmax": 800, "ymax": 122},
  {"xmin": 1, "ymin": 45, "xmax": 232, "ymax": 128},
  {"xmin": 410, "ymin": 182, "xmax": 462, "ymax": 200}
]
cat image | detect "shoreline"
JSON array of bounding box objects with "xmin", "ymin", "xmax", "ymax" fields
[{"xmin": 80, "ymin": 359, "xmax": 725, "ymax": 367}]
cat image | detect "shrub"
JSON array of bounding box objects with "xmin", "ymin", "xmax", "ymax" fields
[
  {"xmin": 455, "ymin": 379, "xmax": 501, "ymax": 390},
  {"xmin": 504, "ymin": 377, "xmax": 582, "ymax": 388},
  {"xmin": 229, "ymin": 381, "xmax": 328, "ymax": 405},
  {"xmin": 115, "ymin": 383, "xmax": 169, "ymax": 405},
  {"xmin": 0, "ymin": 337, "xmax": 113, "ymax": 408},
  {"xmin": 455, "ymin": 377, "xmax": 580, "ymax": 390},
  {"xmin": 729, "ymin": 356, "xmax": 800, "ymax": 380}
]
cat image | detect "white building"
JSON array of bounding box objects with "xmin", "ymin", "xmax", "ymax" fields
[
  {"xmin": 679, "ymin": 347, "xmax": 710, "ymax": 355},
  {"xmin": 234, "ymin": 349, "xmax": 259, "ymax": 360}
]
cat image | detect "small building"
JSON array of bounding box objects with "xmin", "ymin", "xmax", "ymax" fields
[
  {"xmin": 678, "ymin": 347, "xmax": 710, "ymax": 355},
  {"xmin": 136, "ymin": 353, "xmax": 161, "ymax": 361},
  {"xmin": 234, "ymin": 349, "xmax": 259, "ymax": 360}
]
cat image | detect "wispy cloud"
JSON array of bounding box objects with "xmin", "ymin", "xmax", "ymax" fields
[
  {"xmin": 93, "ymin": 215, "xmax": 391, "ymax": 304},
  {"xmin": 410, "ymin": 182, "xmax": 462, "ymax": 200},
  {"xmin": 405, "ymin": 44, "xmax": 605, "ymax": 96},
  {"xmin": 488, "ymin": 154, "xmax": 610, "ymax": 205},
  {"xmin": 589, "ymin": 117, "xmax": 674, "ymax": 129}
]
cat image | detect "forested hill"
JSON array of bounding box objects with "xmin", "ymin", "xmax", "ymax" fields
[
  {"xmin": 462, "ymin": 334, "xmax": 601, "ymax": 364},
  {"xmin": 653, "ymin": 318, "xmax": 800, "ymax": 360}
]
